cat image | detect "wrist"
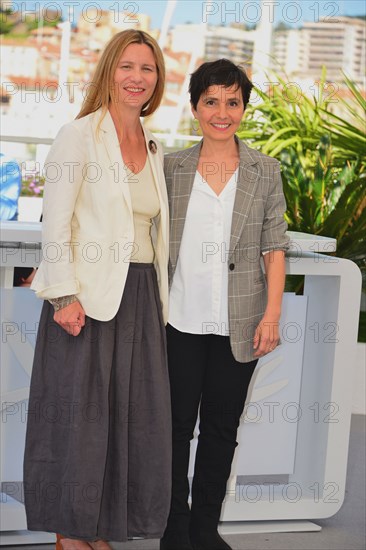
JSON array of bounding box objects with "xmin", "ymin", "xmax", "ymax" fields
[
  {"xmin": 263, "ymin": 309, "xmax": 281, "ymax": 322},
  {"xmin": 48, "ymin": 295, "xmax": 78, "ymax": 312}
]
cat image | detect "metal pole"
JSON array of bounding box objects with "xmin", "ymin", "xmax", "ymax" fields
[
  {"xmin": 158, "ymin": 0, "xmax": 177, "ymax": 49},
  {"xmin": 58, "ymin": 21, "xmax": 71, "ymax": 102},
  {"xmin": 165, "ymin": 0, "xmax": 211, "ymax": 146},
  {"xmin": 251, "ymin": 0, "xmax": 275, "ymax": 89}
]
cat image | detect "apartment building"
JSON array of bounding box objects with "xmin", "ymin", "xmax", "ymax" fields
[
  {"xmin": 272, "ymin": 16, "xmax": 366, "ymax": 84},
  {"xmin": 76, "ymin": 9, "xmax": 151, "ymax": 50},
  {"xmin": 303, "ymin": 17, "xmax": 365, "ymax": 83},
  {"xmin": 205, "ymin": 25, "xmax": 255, "ymax": 70},
  {"xmin": 170, "ymin": 22, "xmax": 256, "ymax": 70}
]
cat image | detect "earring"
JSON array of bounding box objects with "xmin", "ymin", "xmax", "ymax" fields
[{"xmin": 191, "ymin": 118, "xmax": 200, "ymax": 133}]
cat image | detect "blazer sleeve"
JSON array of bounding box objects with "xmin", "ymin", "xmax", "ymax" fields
[
  {"xmin": 260, "ymin": 160, "xmax": 290, "ymax": 253},
  {"xmin": 31, "ymin": 122, "xmax": 86, "ymax": 299}
]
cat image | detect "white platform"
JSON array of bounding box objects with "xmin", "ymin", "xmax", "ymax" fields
[
  {"xmin": 0, "ymin": 224, "xmax": 362, "ymax": 544},
  {"xmin": 219, "ymin": 520, "xmax": 322, "ymax": 534}
]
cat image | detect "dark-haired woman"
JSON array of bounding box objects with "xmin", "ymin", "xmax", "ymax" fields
[
  {"xmin": 23, "ymin": 30, "xmax": 171, "ymax": 550},
  {"xmin": 161, "ymin": 59, "xmax": 289, "ymax": 550}
]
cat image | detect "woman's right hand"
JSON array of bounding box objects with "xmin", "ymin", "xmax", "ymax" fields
[{"xmin": 54, "ymin": 301, "xmax": 86, "ymax": 336}]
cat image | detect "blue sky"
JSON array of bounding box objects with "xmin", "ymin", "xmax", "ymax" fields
[
  {"xmin": 147, "ymin": 0, "xmax": 366, "ymax": 28},
  {"xmin": 10, "ymin": 1, "xmax": 366, "ymax": 29}
]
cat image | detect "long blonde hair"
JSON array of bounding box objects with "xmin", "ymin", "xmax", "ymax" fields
[{"xmin": 76, "ymin": 30, "xmax": 165, "ymax": 124}]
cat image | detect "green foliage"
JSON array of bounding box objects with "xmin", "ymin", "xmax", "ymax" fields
[
  {"xmin": 25, "ymin": 15, "xmax": 62, "ymax": 31},
  {"xmin": 0, "ymin": 8, "xmax": 62, "ymax": 35},
  {"xmin": 0, "ymin": 8, "xmax": 15, "ymax": 34},
  {"xmin": 238, "ymin": 69, "xmax": 366, "ymax": 287},
  {"xmin": 359, "ymin": 311, "xmax": 366, "ymax": 343}
]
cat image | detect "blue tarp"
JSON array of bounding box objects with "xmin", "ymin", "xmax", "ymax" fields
[{"xmin": 0, "ymin": 153, "xmax": 22, "ymax": 221}]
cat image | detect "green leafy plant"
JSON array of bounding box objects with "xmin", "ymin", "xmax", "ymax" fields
[
  {"xmin": 24, "ymin": 14, "xmax": 62, "ymax": 32},
  {"xmin": 0, "ymin": 8, "xmax": 15, "ymax": 34},
  {"xmin": 238, "ymin": 69, "xmax": 366, "ymax": 288}
]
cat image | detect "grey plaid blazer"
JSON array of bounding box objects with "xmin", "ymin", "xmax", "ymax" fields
[{"xmin": 164, "ymin": 136, "xmax": 290, "ymax": 363}]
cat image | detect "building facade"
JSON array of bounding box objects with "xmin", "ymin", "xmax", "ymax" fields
[{"xmin": 272, "ymin": 17, "xmax": 366, "ymax": 85}]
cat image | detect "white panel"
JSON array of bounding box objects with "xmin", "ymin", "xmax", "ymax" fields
[
  {"xmin": 236, "ymin": 294, "xmax": 307, "ymax": 475},
  {"xmin": 1, "ymin": 289, "xmax": 42, "ymax": 482}
]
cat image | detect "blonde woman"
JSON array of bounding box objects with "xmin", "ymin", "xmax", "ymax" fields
[{"xmin": 23, "ymin": 30, "xmax": 171, "ymax": 550}]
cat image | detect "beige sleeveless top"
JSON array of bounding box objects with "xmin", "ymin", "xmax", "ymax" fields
[{"xmin": 126, "ymin": 158, "xmax": 160, "ymax": 263}]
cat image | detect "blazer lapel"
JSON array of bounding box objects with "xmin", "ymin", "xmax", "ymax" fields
[
  {"xmin": 143, "ymin": 127, "xmax": 168, "ymax": 252},
  {"xmin": 229, "ymin": 137, "xmax": 260, "ymax": 258},
  {"xmin": 97, "ymin": 109, "xmax": 133, "ymax": 216},
  {"xmin": 169, "ymin": 141, "xmax": 201, "ymax": 269}
]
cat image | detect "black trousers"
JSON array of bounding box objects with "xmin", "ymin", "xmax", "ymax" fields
[{"xmin": 165, "ymin": 324, "xmax": 257, "ymax": 535}]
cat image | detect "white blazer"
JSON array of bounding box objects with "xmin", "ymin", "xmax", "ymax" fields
[{"xmin": 31, "ymin": 108, "xmax": 169, "ymax": 323}]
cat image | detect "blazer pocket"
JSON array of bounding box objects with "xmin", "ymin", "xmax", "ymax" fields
[{"xmin": 253, "ymin": 275, "xmax": 266, "ymax": 287}]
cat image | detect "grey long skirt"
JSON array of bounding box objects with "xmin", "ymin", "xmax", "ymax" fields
[{"xmin": 23, "ymin": 263, "xmax": 172, "ymax": 542}]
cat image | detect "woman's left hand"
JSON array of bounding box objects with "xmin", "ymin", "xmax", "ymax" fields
[{"xmin": 253, "ymin": 316, "xmax": 280, "ymax": 357}]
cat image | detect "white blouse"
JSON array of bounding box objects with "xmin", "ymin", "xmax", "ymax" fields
[{"xmin": 168, "ymin": 169, "xmax": 238, "ymax": 336}]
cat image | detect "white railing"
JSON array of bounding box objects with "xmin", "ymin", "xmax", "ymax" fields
[
  {"xmin": 1, "ymin": 133, "xmax": 201, "ymax": 149},
  {"xmin": 1, "ymin": 135, "xmax": 54, "ymax": 145}
]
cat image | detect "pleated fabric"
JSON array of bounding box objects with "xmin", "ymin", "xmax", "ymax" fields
[{"xmin": 23, "ymin": 263, "xmax": 171, "ymax": 542}]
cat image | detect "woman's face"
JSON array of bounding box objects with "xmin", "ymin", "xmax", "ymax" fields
[
  {"xmin": 113, "ymin": 43, "xmax": 158, "ymax": 110},
  {"xmin": 192, "ymin": 84, "xmax": 245, "ymax": 142}
]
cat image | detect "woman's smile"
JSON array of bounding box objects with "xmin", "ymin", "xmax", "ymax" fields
[
  {"xmin": 124, "ymin": 86, "xmax": 145, "ymax": 94},
  {"xmin": 210, "ymin": 122, "xmax": 231, "ymax": 130}
]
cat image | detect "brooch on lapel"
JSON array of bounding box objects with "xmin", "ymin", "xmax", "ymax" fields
[{"xmin": 148, "ymin": 140, "xmax": 157, "ymax": 154}]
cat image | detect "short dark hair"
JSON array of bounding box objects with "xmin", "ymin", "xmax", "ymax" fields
[{"xmin": 189, "ymin": 59, "xmax": 253, "ymax": 110}]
